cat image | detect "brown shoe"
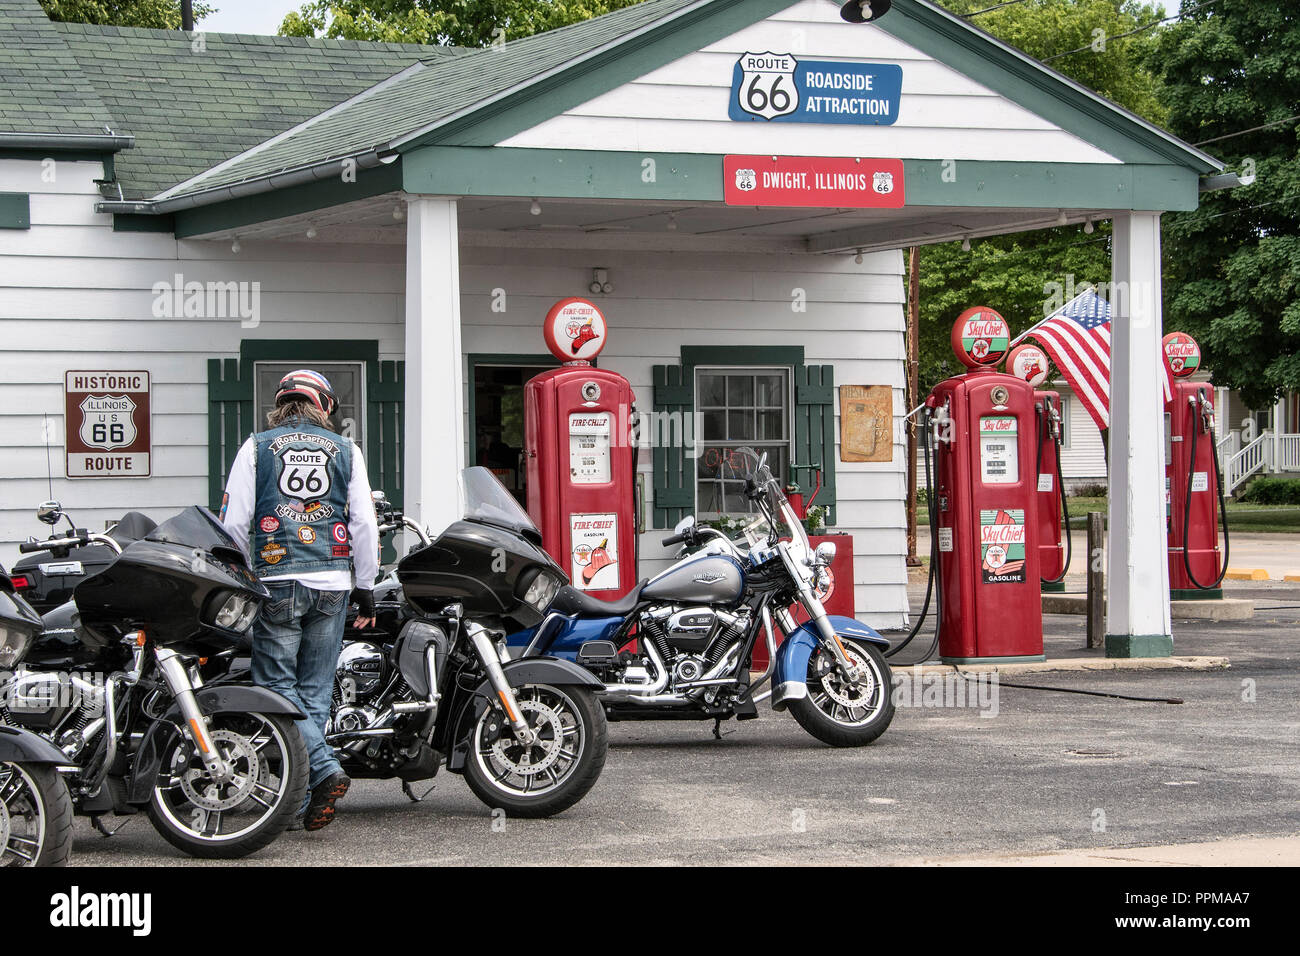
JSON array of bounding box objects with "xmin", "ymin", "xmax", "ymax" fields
[{"xmin": 303, "ymin": 773, "xmax": 350, "ymax": 831}]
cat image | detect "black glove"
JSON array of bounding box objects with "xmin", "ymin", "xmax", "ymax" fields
[{"xmin": 351, "ymin": 588, "xmax": 375, "ymax": 619}]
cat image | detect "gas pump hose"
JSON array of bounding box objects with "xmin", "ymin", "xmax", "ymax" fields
[
  {"xmin": 1036, "ymin": 404, "xmax": 1073, "ymax": 587},
  {"xmin": 1181, "ymin": 402, "xmax": 1230, "ymax": 590},
  {"xmin": 886, "ymin": 407, "xmax": 941, "ymax": 662}
]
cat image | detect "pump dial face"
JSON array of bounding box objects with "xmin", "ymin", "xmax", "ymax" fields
[{"xmin": 1162, "ymin": 332, "xmax": 1201, "ymax": 379}]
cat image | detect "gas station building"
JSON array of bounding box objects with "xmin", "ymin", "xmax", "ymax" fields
[{"xmin": 0, "ymin": 0, "xmax": 1222, "ymax": 651}]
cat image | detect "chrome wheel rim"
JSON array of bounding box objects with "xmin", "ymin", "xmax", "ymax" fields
[
  {"xmin": 472, "ymin": 685, "xmax": 585, "ymax": 798},
  {"xmin": 154, "ymin": 713, "xmax": 291, "ymax": 843},
  {"xmin": 0, "ymin": 762, "xmax": 47, "ymax": 867},
  {"xmin": 810, "ymin": 643, "xmax": 886, "ymax": 727}
]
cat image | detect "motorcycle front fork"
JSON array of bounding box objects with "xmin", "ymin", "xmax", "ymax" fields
[
  {"xmin": 463, "ymin": 622, "xmax": 535, "ymax": 745},
  {"xmin": 154, "ymin": 646, "xmax": 232, "ymax": 784}
]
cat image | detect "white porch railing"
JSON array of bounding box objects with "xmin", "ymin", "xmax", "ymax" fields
[
  {"xmin": 1281, "ymin": 433, "xmax": 1300, "ymax": 472},
  {"xmin": 1225, "ymin": 433, "xmax": 1270, "ymax": 496}
]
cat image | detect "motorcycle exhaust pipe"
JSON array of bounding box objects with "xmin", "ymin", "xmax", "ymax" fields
[{"xmin": 601, "ymin": 633, "xmax": 671, "ymax": 700}]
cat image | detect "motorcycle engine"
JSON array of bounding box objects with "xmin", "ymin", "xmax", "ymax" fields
[{"xmin": 638, "ymin": 605, "xmax": 751, "ymax": 692}]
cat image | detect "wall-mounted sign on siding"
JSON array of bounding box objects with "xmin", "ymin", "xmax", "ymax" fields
[
  {"xmin": 729, "ymin": 53, "xmax": 902, "ymax": 126},
  {"xmin": 64, "ymin": 371, "xmax": 151, "ymax": 478},
  {"xmin": 839, "ymin": 384, "xmax": 893, "ymax": 463},
  {"xmin": 724, "ymin": 155, "xmax": 904, "ymax": 208}
]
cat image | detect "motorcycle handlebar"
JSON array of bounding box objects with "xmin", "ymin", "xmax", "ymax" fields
[
  {"xmin": 661, "ymin": 533, "xmax": 686, "ymax": 547},
  {"xmin": 19, "ymin": 531, "xmax": 89, "ymax": 553}
]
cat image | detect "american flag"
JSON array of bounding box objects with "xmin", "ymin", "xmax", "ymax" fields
[{"xmin": 1011, "ymin": 289, "xmax": 1113, "ymax": 432}]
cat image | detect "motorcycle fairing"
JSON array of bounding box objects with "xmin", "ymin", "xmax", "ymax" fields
[
  {"xmin": 770, "ymin": 615, "xmax": 890, "ymax": 712},
  {"xmin": 0, "ymin": 724, "xmax": 69, "ymax": 764},
  {"xmin": 508, "ymin": 613, "xmax": 624, "ymax": 661}
]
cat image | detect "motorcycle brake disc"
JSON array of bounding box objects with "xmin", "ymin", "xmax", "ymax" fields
[
  {"xmin": 489, "ymin": 698, "xmax": 566, "ymax": 776},
  {"xmin": 178, "ymin": 730, "xmax": 262, "ymax": 812}
]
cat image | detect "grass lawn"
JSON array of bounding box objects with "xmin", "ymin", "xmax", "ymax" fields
[{"xmin": 914, "ymin": 497, "xmax": 1300, "ymax": 532}]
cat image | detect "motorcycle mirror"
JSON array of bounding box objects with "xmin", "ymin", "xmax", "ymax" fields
[
  {"xmin": 673, "ymin": 515, "xmax": 695, "ymax": 535},
  {"xmin": 372, "ymin": 490, "xmax": 389, "ymax": 506},
  {"xmin": 37, "ymin": 500, "xmax": 63, "ymax": 525}
]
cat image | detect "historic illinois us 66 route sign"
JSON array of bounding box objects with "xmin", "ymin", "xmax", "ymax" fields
[{"xmin": 64, "ymin": 371, "xmax": 151, "ymax": 478}]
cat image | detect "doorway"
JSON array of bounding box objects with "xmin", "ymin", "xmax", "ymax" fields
[{"xmin": 470, "ymin": 356, "xmax": 556, "ymax": 505}]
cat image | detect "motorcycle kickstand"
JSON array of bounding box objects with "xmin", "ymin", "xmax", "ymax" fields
[
  {"xmin": 90, "ymin": 814, "xmax": 128, "ymax": 838},
  {"xmin": 711, "ymin": 717, "xmax": 731, "ymax": 740},
  {"xmin": 401, "ymin": 780, "xmax": 436, "ymax": 803}
]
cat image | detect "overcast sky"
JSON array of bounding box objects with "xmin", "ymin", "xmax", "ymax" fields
[{"xmin": 199, "ymin": 0, "xmax": 1184, "ymax": 40}]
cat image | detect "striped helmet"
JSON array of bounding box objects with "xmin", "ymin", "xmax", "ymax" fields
[{"xmin": 275, "ymin": 369, "xmax": 337, "ymax": 416}]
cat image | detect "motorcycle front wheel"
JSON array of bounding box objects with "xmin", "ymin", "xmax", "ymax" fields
[
  {"xmin": 464, "ymin": 683, "xmax": 607, "ymax": 818},
  {"xmin": 147, "ymin": 711, "xmax": 308, "ymax": 859},
  {"xmin": 0, "ymin": 762, "xmax": 73, "ymax": 867},
  {"xmin": 788, "ymin": 638, "xmax": 895, "ymax": 747}
]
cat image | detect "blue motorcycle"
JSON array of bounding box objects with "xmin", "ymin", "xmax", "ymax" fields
[{"xmin": 509, "ymin": 447, "xmax": 895, "ymax": 746}]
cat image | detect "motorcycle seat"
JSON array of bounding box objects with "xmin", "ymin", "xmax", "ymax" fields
[{"xmin": 548, "ymin": 580, "xmax": 647, "ymax": 618}]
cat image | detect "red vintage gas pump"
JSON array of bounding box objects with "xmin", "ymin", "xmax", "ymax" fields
[
  {"xmin": 926, "ymin": 307, "xmax": 1044, "ymax": 663},
  {"xmin": 1006, "ymin": 343, "xmax": 1070, "ymax": 591},
  {"xmin": 525, "ymin": 297, "xmax": 638, "ymax": 600},
  {"xmin": 1163, "ymin": 332, "xmax": 1228, "ymax": 597}
]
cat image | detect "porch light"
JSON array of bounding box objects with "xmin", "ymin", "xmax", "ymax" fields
[
  {"xmin": 530, "ymin": 199, "xmax": 542, "ymax": 216},
  {"xmin": 854, "ymin": 248, "xmax": 864, "ymax": 264},
  {"xmin": 1056, "ymin": 209, "xmax": 1068, "ymax": 226},
  {"xmin": 231, "ymin": 237, "xmax": 241, "ymax": 254},
  {"xmin": 961, "ymin": 236, "xmax": 971, "ymax": 252},
  {"xmin": 305, "ymin": 225, "xmax": 317, "ymax": 239},
  {"xmin": 839, "ymin": 0, "xmax": 891, "ymax": 23},
  {"xmin": 392, "ymin": 204, "xmax": 405, "ymax": 221},
  {"xmin": 1084, "ymin": 218, "xmax": 1095, "ymax": 234}
]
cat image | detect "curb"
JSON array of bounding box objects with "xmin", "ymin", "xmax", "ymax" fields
[
  {"xmin": 890, "ymin": 655, "xmax": 1229, "ymax": 677},
  {"xmin": 1226, "ymin": 568, "xmax": 1270, "ymax": 581}
]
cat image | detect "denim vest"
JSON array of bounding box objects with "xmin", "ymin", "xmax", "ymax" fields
[{"xmin": 251, "ymin": 420, "xmax": 353, "ymax": 577}]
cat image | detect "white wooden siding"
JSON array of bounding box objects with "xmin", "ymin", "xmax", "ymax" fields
[{"xmin": 499, "ymin": 0, "xmax": 1121, "ymax": 165}]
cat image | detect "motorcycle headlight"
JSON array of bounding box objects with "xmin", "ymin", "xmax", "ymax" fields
[
  {"xmin": 521, "ymin": 570, "xmax": 562, "ymax": 613},
  {"xmin": 208, "ymin": 591, "xmax": 260, "ymax": 634},
  {"xmin": 815, "ymin": 541, "xmax": 837, "ymax": 566},
  {"xmin": 0, "ymin": 625, "xmax": 33, "ymax": 669}
]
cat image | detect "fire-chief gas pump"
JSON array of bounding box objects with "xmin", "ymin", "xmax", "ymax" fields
[
  {"xmin": 925, "ymin": 307, "xmax": 1045, "ymax": 664},
  {"xmin": 1006, "ymin": 343, "xmax": 1071, "ymax": 592},
  {"xmin": 525, "ymin": 297, "xmax": 639, "ymax": 600},
  {"xmin": 1163, "ymin": 331, "xmax": 1229, "ymax": 597}
]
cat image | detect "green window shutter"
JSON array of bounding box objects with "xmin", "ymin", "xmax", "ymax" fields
[
  {"xmin": 207, "ymin": 358, "xmax": 253, "ymax": 511},
  {"xmin": 366, "ymin": 359, "xmax": 405, "ymax": 509},
  {"xmin": 651, "ymin": 363, "xmax": 694, "ymax": 529},
  {"xmin": 794, "ymin": 364, "xmax": 836, "ymax": 526}
]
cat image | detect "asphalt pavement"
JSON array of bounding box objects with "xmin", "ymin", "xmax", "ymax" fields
[{"xmin": 64, "ymin": 580, "xmax": 1300, "ymax": 866}]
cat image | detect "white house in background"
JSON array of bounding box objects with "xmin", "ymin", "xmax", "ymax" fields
[{"xmin": 0, "ymin": 0, "xmax": 1224, "ymax": 647}]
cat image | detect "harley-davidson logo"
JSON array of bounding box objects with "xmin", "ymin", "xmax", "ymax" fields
[{"xmin": 693, "ymin": 571, "xmax": 726, "ymax": 584}]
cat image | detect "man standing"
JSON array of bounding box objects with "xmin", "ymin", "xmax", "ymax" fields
[{"xmin": 220, "ymin": 370, "xmax": 379, "ymax": 832}]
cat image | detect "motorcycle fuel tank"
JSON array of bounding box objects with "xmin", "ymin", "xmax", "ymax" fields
[{"xmin": 642, "ymin": 554, "xmax": 744, "ymax": 605}]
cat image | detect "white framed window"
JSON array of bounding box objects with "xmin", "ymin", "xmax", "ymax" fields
[
  {"xmin": 254, "ymin": 361, "xmax": 366, "ymax": 447},
  {"xmin": 694, "ymin": 366, "xmax": 792, "ymax": 515}
]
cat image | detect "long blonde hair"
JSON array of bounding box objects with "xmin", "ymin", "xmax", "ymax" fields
[{"xmin": 267, "ymin": 400, "xmax": 329, "ymax": 428}]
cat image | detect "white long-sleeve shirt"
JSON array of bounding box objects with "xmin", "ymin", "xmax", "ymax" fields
[{"xmin": 221, "ymin": 436, "xmax": 380, "ymax": 592}]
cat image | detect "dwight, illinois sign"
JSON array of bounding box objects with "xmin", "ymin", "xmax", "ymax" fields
[{"xmin": 64, "ymin": 371, "xmax": 151, "ymax": 478}]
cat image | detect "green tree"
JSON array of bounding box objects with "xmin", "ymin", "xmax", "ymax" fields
[
  {"xmin": 1147, "ymin": 0, "xmax": 1300, "ymax": 408},
  {"xmin": 914, "ymin": 1, "xmax": 1172, "ymax": 394},
  {"xmin": 279, "ymin": 0, "xmax": 647, "ymax": 47},
  {"xmin": 40, "ymin": 0, "xmax": 212, "ymax": 29}
]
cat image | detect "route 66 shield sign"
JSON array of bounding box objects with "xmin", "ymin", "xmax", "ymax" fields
[
  {"xmin": 734, "ymin": 52, "xmax": 799, "ymax": 121},
  {"xmin": 278, "ymin": 447, "xmax": 332, "ymax": 501},
  {"xmin": 78, "ymin": 395, "xmax": 137, "ymax": 451}
]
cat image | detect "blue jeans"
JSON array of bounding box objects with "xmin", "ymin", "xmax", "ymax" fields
[{"xmin": 251, "ymin": 582, "xmax": 348, "ymax": 793}]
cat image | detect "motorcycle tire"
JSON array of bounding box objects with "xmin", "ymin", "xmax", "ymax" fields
[
  {"xmin": 146, "ymin": 711, "xmax": 308, "ymax": 859},
  {"xmin": 463, "ymin": 684, "xmax": 607, "ymax": 818},
  {"xmin": 1, "ymin": 762, "xmax": 74, "ymax": 867},
  {"xmin": 788, "ymin": 639, "xmax": 895, "ymax": 747}
]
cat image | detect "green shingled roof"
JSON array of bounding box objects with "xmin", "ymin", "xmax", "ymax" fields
[
  {"xmin": 0, "ymin": 0, "xmax": 115, "ymax": 136},
  {"xmin": 55, "ymin": 23, "xmax": 467, "ymax": 198},
  {"xmin": 157, "ymin": 0, "xmax": 701, "ymax": 200}
]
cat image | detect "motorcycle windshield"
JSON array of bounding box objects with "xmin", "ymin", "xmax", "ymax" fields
[
  {"xmin": 462, "ymin": 467, "xmax": 541, "ymax": 541},
  {"xmin": 729, "ymin": 446, "xmax": 810, "ymax": 550},
  {"xmin": 145, "ymin": 505, "xmax": 249, "ymax": 563}
]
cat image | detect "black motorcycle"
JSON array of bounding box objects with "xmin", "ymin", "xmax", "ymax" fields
[
  {"xmin": 0, "ymin": 571, "xmax": 74, "ymax": 866},
  {"xmin": 1, "ymin": 507, "xmax": 309, "ymax": 859},
  {"xmin": 10, "ymin": 501, "xmax": 156, "ymax": 614},
  {"xmin": 327, "ymin": 468, "xmax": 608, "ymax": 817}
]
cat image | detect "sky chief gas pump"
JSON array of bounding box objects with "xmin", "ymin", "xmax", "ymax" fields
[
  {"xmin": 1006, "ymin": 343, "xmax": 1071, "ymax": 592},
  {"xmin": 1162, "ymin": 332, "xmax": 1229, "ymax": 597},
  {"xmin": 525, "ymin": 297, "xmax": 638, "ymax": 600},
  {"xmin": 926, "ymin": 308, "xmax": 1045, "ymax": 664}
]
